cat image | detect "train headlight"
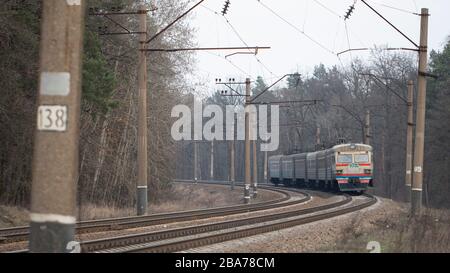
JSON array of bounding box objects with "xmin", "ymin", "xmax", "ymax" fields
[
  {"xmin": 364, "ymin": 169, "xmax": 372, "ymax": 174},
  {"xmin": 336, "ymin": 170, "xmax": 343, "ymax": 174}
]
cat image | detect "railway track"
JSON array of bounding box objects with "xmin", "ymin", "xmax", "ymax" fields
[
  {"xmin": 0, "ymin": 181, "xmax": 307, "ymax": 245},
  {"xmin": 8, "ymin": 188, "xmax": 348, "ymax": 253},
  {"xmin": 94, "ymin": 194, "xmax": 376, "ymax": 253},
  {"xmin": 4, "ymin": 181, "xmax": 376, "ymax": 253}
]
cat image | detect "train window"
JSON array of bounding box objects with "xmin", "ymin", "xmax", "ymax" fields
[
  {"xmin": 337, "ymin": 154, "xmax": 352, "ymax": 163},
  {"xmin": 355, "ymin": 154, "xmax": 369, "ymax": 163}
]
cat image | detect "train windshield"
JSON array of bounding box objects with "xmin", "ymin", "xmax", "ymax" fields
[
  {"xmin": 337, "ymin": 154, "xmax": 353, "ymax": 163},
  {"xmin": 355, "ymin": 154, "xmax": 369, "ymax": 163}
]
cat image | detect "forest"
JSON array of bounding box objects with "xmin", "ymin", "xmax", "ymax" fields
[{"xmin": 0, "ymin": 0, "xmax": 449, "ymax": 210}]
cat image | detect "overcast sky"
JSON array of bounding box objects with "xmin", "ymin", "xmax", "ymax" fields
[{"xmin": 185, "ymin": 0, "xmax": 450, "ymax": 96}]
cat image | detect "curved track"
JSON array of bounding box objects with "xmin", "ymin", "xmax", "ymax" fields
[
  {"xmin": 0, "ymin": 182, "xmax": 307, "ymax": 245},
  {"xmin": 4, "ymin": 181, "xmax": 377, "ymax": 253},
  {"xmin": 98, "ymin": 194, "xmax": 376, "ymax": 253}
]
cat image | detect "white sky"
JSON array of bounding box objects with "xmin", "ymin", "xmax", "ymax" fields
[{"xmin": 186, "ymin": 0, "xmax": 450, "ymax": 96}]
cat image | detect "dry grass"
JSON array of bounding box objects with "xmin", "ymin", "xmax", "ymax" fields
[
  {"xmin": 76, "ymin": 183, "xmax": 274, "ymax": 221},
  {"xmin": 0, "ymin": 206, "xmax": 29, "ymax": 227},
  {"xmin": 0, "ymin": 183, "xmax": 281, "ymax": 226},
  {"xmin": 334, "ymin": 209, "xmax": 450, "ymax": 253},
  {"xmin": 77, "ymin": 204, "xmax": 134, "ymax": 221}
]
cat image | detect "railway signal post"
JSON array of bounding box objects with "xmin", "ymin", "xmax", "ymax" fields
[
  {"xmin": 29, "ymin": 0, "xmax": 85, "ymax": 253},
  {"xmin": 412, "ymin": 8, "xmax": 429, "ymax": 214},
  {"xmin": 405, "ymin": 81, "xmax": 414, "ymax": 203},
  {"xmin": 137, "ymin": 2, "xmax": 148, "ymax": 216},
  {"xmin": 244, "ymin": 78, "xmax": 251, "ymax": 204}
]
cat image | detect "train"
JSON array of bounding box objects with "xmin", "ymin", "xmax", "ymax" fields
[{"xmin": 268, "ymin": 143, "xmax": 373, "ymax": 193}]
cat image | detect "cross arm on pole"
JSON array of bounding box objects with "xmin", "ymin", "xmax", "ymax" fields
[
  {"xmin": 249, "ymin": 74, "xmax": 297, "ymax": 103},
  {"xmin": 141, "ymin": 46, "xmax": 270, "ymax": 53},
  {"xmin": 146, "ymin": 0, "xmax": 206, "ymax": 44}
]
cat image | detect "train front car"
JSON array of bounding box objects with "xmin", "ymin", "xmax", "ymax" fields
[{"xmin": 332, "ymin": 143, "xmax": 373, "ymax": 193}]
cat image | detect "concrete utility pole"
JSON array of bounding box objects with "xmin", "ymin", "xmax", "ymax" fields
[
  {"xmin": 230, "ymin": 140, "xmax": 235, "ymax": 190},
  {"xmin": 315, "ymin": 126, "xmax": 321, "ymax": 150},
  {"xmin": 137, "ymin": 2, "xmax": 148, "ymax": 216},
  {"xmin": 405, "ymin": 80, "xmax": 414, "ymax": 203},
  {"xmin": 412, "ymin": 8, "xmax": 429, "ymax": 214},
  {"xmin": 364, "ymin": 110, "xmax": 371, "ymax": 145},
  {"xmin": 30, "ymin": 0, "xmax": 85, "ymax": 253},
  {"xmin": 244, "ymin": 78, "xmax": 251, "ymax": 204},
  {"xmin": 252, "ymin": 140, "xmax": 258, "ymax": 198},
  {"xmin": 194, "ymin": 141, "xmax": 198, "ymax": 183},
  {"xmin": 264, "ymin": 151, "xmax": 268, "ymax": 183},
  {"xmin": 210, "ymin": 141, "xmax": 214, "ymax": 180}
]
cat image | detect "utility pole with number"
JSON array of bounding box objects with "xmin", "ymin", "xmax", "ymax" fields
[
  {"xmin": 244, "ymin": 78, "xmax": 251, "ymax": 204},
  {"xmin": 137, "ymin": 1, "xmax": 148, "ymax": 216},
  {"xmin": 230, "ymin": 139, "xmax": 235, "ymax": 190},
  {"xmin": 194, "ymin": 141, "xmax": 198, "ymax": 183},
  {"xmin": 264, "ymin": 151, "xmax": 268, "ymax": 184},
  {"xmin": 405, "ymin": 80, "xmax": 414, "ymax": 203},
  {"xmin": 252, "ymin": 140, "xmax": 258, "ymax": 198},
  {"xmin": 412, "ymin": 8, "xmax": 429, "ymax": 214},
  {"xmin": 29, "ymin": 0, "xmax": 85, "ymax": 253},
  {"xmin": 210, "ymin": 141, "xmax": 214, "ymax": 180}
]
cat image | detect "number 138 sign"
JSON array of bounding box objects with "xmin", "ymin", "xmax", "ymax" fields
[{"xmin": 37, "ymin": 105, "xmax": 68, "ymax": 132}]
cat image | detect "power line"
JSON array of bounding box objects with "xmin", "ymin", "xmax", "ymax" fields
[
  {"xmin": 367, "ymin": 0, "xmax": 419, "ymax": 15},
  {"xmin": 332, "ymin": 20, "xmax": 342, "ymax": 53},
  {"xmin": 200, "ymin": 3, "xmax": 219, "ymax": 15},
  {"xmin": 360, "ymin": 0, "xmax": 419, "ymax": 48},
  {"xmin": 146, "ymin": 0, "xmax": 205, "ymax": 44},
  {"xmin": 344, "ymin": 21, "xmax": 353, "ymax": 60},
  {"xmin": 360, "ymin": 73, "xmax": 408, "ymax": 104},
  {"xmin": 312, "ymin": 0, "xmax": 342, "ymax": 18},
  {"xmin": 223, "ymin": 17, "xmax": 276, "ymax": 77},
  {"xmin": 256, "ymin": 0, "xmax": 335, "ymax": 56},
  {"xmin": 204, "ymin": 51, "xmax": 252, "ymax": 78},
  {"xmin": 302, "ymin": 0, "xmax": 309, "ymax": 31},
  {"xmin": 250, "ymin": 74, "xmax": 295, "ymax": 103},
  {"xmin": 199, "ymin": 4, "xmax": 275, "ymax": 78}
]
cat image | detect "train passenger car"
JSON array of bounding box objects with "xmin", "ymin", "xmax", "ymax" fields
[
  {"xmin": 281, "ymin": 155, "xmax": 295, "ymax": 185},
  {"xmin": 306, "ymin": 151, "xmax": 317, "ymax": 187},
  {"xmin": 268, "ymin": 155, "xmax": 283, "ymax": 185},
  {"xmin": 268, "ymin": 143, "xmax": 373, "ymax": 193},
  {"xmin": 293, "ymin": 153, "xmax": 307, "ymax": 186}
]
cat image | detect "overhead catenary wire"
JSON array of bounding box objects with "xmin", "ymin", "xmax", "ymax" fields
[
  {"xmin": 302, "ymin": 0, "xmax": 309, "ymax": 31},
  {"xmin": 256, "ymin": 0, "xmax": 336, "ymax": 56},
  {"xmin": 223, "ymin": 17, "xmax": 276, "ymax": 77},
  {"xmin": 344, "ymin": 20, "xmax": 353, "ymax": 61},
  {"xmin": 312, "ymin": 0, "xmax": 342, "ymax": 18},
  {"xmin": 200, "ymin": 3, "xmax": 275, "ymax": 78},
  {"xmin": 146, "ymin": 0, "xmax": 205, "ymax": 44},
  {"xmin": 204, "ymin": 51, "xmax": 252, "ymax": 78},
  {"xmin": 367, "ymin": 0, "xmax": 420, "ymax": 15},
  {"xmin": 360, "ymin": 0, "xmax": 419, "ymax": 48}
]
